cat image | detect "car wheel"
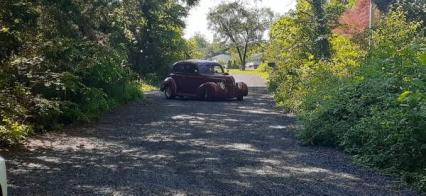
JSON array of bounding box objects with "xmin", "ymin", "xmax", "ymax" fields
[
  {"xmin": 203, "ymin": 89, "xmax": 211, "ymax": 101},
  {"xmin": 237, "ymin": 96, "xmax": 243, "ymax": 101},
  {"xmin": 164, "ymin": 85, "xmax": 175, "ymax": 99}
]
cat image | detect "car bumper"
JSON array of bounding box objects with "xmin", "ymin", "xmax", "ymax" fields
[{"xmin": 214, "ymin": 82, "xmax": 248, "ymax": 98}]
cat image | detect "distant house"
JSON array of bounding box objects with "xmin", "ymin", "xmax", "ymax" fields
[
  {"xmin": 208, "ymin": 54, "xmax": 232, "ymax": 67},
  {"xmin": 245, "ymin": 53, "xmax": 263, "ymax": 69}
]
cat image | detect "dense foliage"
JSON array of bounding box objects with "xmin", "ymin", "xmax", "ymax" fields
[
  {"xmin": 0, "ymin": 0, "xmax": 196, "ymax": 145},
  {"xmin": 266, "ymin": 0, "xmax": 426, "ymax": 191}
]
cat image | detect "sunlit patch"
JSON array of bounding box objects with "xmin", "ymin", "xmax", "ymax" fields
[
  {"xmin": 258, "ymin": 158, "xmax": 281, "ymax": 165},
  {"xmin": 178, "ymin": 150, "xmax": 207, "ymax": 155},
  {"xmin": 188, "ymin": 120, "xmax": 204, "ymax": 125},
  {"xmin": 170, "ymin": 192, "xmax": 187, "ymax": 196},
  {"xmin": 196, "ymin": 113, "xmax": 227, "ymax": 117},
  {"xmin": 26, "ymin": 163, "xmax": 51, "ymax": 170},
  {"xmin": 140, "ymin": 154, "xmax": 173, "ymax": 160},
  {"xmin": 268, "ymin": 125, "xmax": 288, "ymax": 129},
  {"xmin": 77, "ymin": 185, "xmax": 131, "ymax": 196},
  {"xmin": 222, "ymin": 143, "xmax": 259, "ymax": 152},
  {"xmin": 35, "ymin": 156, "xmax": 61, "ymax": 164},
  {"xmin": 280, "ymin": 166, "xmax": 361, "ymax": 181},
  {"xmin": 204, "ymin": 157, "xmax": 220, "ymax": 161},
  {"xmin": 180, "ymin": 133, "xmax": 192, "ymax": 137},
  {"xmin": 102, "ymin": 164, "xmax": 118, "ymax": 172},
  {"xmin": 145, "ymin": 134, "xmax": 176, "ymax": 142},
  {"xmin": 146, "ymin": 121, "xmax": 167, "ymax": 126},
  {"xmin": 235, "ymin": 108, "xmax": 281, "ymax": 115},
  {"xmin": 237, "ymin": 165, "xmax": 360, "ymax": 182},
  {"xmin": 25, "ymin": 135, "xmax": 118, "ymax": 151},
  {"xmin": 222, "ymin": 179, "xmax": 251, "ymax": 188},
  {"xmin": 223, "ymin": 118, "xmax": 239, "ymax": 122},
  {"xmin": 237, "ymin": 166, "xmax": 290, "ymax": 177},
  {"xmin": 171, "ymin": 114, "xmax": 205, "ymax": 121}
]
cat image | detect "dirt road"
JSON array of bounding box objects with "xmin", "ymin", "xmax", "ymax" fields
[{"xmin": 1, "ymin": 75, "xmax": 417, "ymax": 195}]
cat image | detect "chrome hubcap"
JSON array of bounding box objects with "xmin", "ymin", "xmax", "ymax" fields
[
  {"xmin": 204, "ymin": 90, "xmax": 209, "ymax": 99},
  {"xmin": 166, "ymin": 87, "xmax": 172, "ymax": 97}
]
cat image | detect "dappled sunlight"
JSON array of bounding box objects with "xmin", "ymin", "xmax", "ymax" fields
[
  {"xmin": 237, "ymin": 166, "xmax": 291, "ymax": 178},
  {"xmin": 234, "ymin": 106, "xmax": 282, "ymax": 115},
  {"xmin": 3, "ymin": 87, "xmax": 414, "ymax": 195},
  {"xmin": 221, "ymin": 179, "xmax": 252, "ymax": 188},
  {"xmin": 35, "ymin": 156, "xmax": 62, "ymax": 164},
  {"xmin": 281, "ymin": 166, "xmax": 361, "ymax": 181},
  {"xmin": 236, "ymin": 163, "xmax": 361, "ymax": 183},
  {"xmin": 268, "ymin": 125, "xmax": 290, "ymax": 129},
  {"xmin": 25, "ymin": 133, "xmax": 124, "ymax": 152},
  {"xmin": 171, "ymin": 114, "xmax": 206, "ymax": 121},
  {"xmin": 222, "ymin": 143, "xmax": 260, "ymax": 153}
]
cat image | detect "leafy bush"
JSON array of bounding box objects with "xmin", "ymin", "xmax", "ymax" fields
[
  {"xmin": 267, "ymin": 1, "xmax": 425, "ymax": 190},
  {"xmin": 0, "ymin": 0, "xmax": 195, "ymax": 146},
  {"xmin": 297, "ymin": 9, "xmax": 426, "ymax": 191},
  {"xmin": 0, "ymin": 117, "xmax": 31, "ymax": 145}
]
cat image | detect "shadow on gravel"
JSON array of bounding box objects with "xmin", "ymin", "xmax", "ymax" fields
[{"xmin": 1, "ymin": 87, "xmax": 418, "ymax": 195}]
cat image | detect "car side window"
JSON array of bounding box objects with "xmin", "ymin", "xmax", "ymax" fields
[
  {"xmin": 185, "ymin": 64, "xmax": 198, "ymax": 74},
  {"xmin": 173, "ymin": 63, "xmax": 186, "ymax": 73},
  {"xmin": 174, "ymin": 62, "xmax": 199, "ymax": 74}
]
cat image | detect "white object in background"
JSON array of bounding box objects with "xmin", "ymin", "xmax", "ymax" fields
[{"xmin": 0, "ymin": 157, "xmax": 7, "ymax": 196}]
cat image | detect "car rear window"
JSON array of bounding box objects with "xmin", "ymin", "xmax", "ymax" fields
[
  {"xmin": 197, "ymin": 62, "xmax": 224, "ymax": 75},
  {"xmin": 173, "ymin": 62, "xmax": 198, "ymax": 74}
]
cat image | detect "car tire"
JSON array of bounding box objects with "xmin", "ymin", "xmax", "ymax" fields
[
  {"xmin": 203, "ymin": 89, "xmax": 212, "ymax": 101},
  {"xmin": 237, "ymin": 96, "xmax": 243, "ymax": 101},
  {"xmin": 164, "ymin": 85, "xmax": 175, "ymax": 99}
]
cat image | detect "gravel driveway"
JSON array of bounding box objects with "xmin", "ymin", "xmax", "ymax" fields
[{"xmin": 1, "ymin": 74, "xmax": 418, "ymax": 195}]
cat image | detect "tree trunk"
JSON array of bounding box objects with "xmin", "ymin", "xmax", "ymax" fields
[
  {"xmin": 241, "ymin": 42, "xmax": 249, "ymax": 71},
  {"xmin": 235, "ymin": 46, "xmax": 245, "ymax": 70},
  {"xmin": 311, "ymin": 0, "xmax": 331, "ymax": 60}
]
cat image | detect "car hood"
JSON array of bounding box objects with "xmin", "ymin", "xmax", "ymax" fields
[{"xmin": 203, "ymin": 74, "xmax": 235, "ymax": 83}]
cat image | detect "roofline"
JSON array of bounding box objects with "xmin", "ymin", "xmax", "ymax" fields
[{"xmin": 174, "ymin": 59, "xmax": 218, "ymax": 64}]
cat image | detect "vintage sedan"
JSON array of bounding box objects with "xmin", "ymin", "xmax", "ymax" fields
[{"xmin": 160, "ymin": 60, "xmax": 248, "ymax": 100}]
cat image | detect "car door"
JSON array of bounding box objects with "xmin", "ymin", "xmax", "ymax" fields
[
  {"xmin": 172, "ymin": 62, "xmax": 199, "ymax": 95},
  {"xmin": 172, "ymin": 62, "xmax": 187, "ymax": 94},
  {"xmin": 182, "ymin": 63, "xmax": 203, "ymax": 95}
]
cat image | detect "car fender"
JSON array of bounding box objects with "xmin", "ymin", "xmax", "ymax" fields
[
  {"xmin": 161, "ymin": 77, "xmax": 177, "ymax": 94},
  {"xmin": 197, "ymin": 82, "xmax": 218, "ymax": 98},
  {"xmin": 236, "ymin": 82, "xmax": 248, "ymax": 96}
]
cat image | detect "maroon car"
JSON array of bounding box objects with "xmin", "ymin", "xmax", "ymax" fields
[{"xmin": 160, "ymin": 60, "xmax": 248, "ymax": 100}]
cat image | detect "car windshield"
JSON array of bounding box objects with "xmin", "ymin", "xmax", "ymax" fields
[{"xmin": 197, "ymin": 63, "xmax": 224, "ymax": 75}]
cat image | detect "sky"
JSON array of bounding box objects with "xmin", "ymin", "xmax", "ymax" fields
[{"xmin": 184, "ymin": 0, "xmax": 297, "ymax": 42}]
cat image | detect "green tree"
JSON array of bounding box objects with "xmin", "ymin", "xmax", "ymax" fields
[
  {"xmin": 0, "ymin": 0, "xmax": 200, "ymax": 145},
  {"xmin": 207, "ymin": 1, "xmax": 273, "ymax": 70},
  {"xmin": 309, "ymin": 0, "xmax": 332, "ymax": 59},
  {"xmin": 185, "ymin": 33, "xmax": 210, "ymax": 59},
  {"xmin": 373, "ymin": 0, "xmax": 425, "ymax": 25}
]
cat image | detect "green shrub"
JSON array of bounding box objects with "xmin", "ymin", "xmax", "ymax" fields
[
  {"xmin": 298, "ymin": 9, "xmax": 426, "ymax": 191},
  {"xmin": 0, "ymin": 117, "xmax": 31, "ymax": 146}
]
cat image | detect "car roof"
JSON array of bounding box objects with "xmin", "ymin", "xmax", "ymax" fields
[{"xmin": 174, "ymin": 59, "xmax": 221, "ymax": 66}]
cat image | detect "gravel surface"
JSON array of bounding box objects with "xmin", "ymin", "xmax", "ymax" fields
[{"xmin": 0, "ymin": 74, "xmax": 419, "ymax": 195}]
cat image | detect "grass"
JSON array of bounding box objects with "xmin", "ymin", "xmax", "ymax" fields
[
  {"xmin": 139, "ymin": 81, "xmax": 159, "ymax": 92},
  {"xmin": 227, "ymin": 68, "xmax": 269, "ymax": 80}
]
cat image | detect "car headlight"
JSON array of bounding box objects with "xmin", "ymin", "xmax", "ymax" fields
[{"xmin": 217, "ymin": 81, "xmax": 226, "ymax": 90}]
